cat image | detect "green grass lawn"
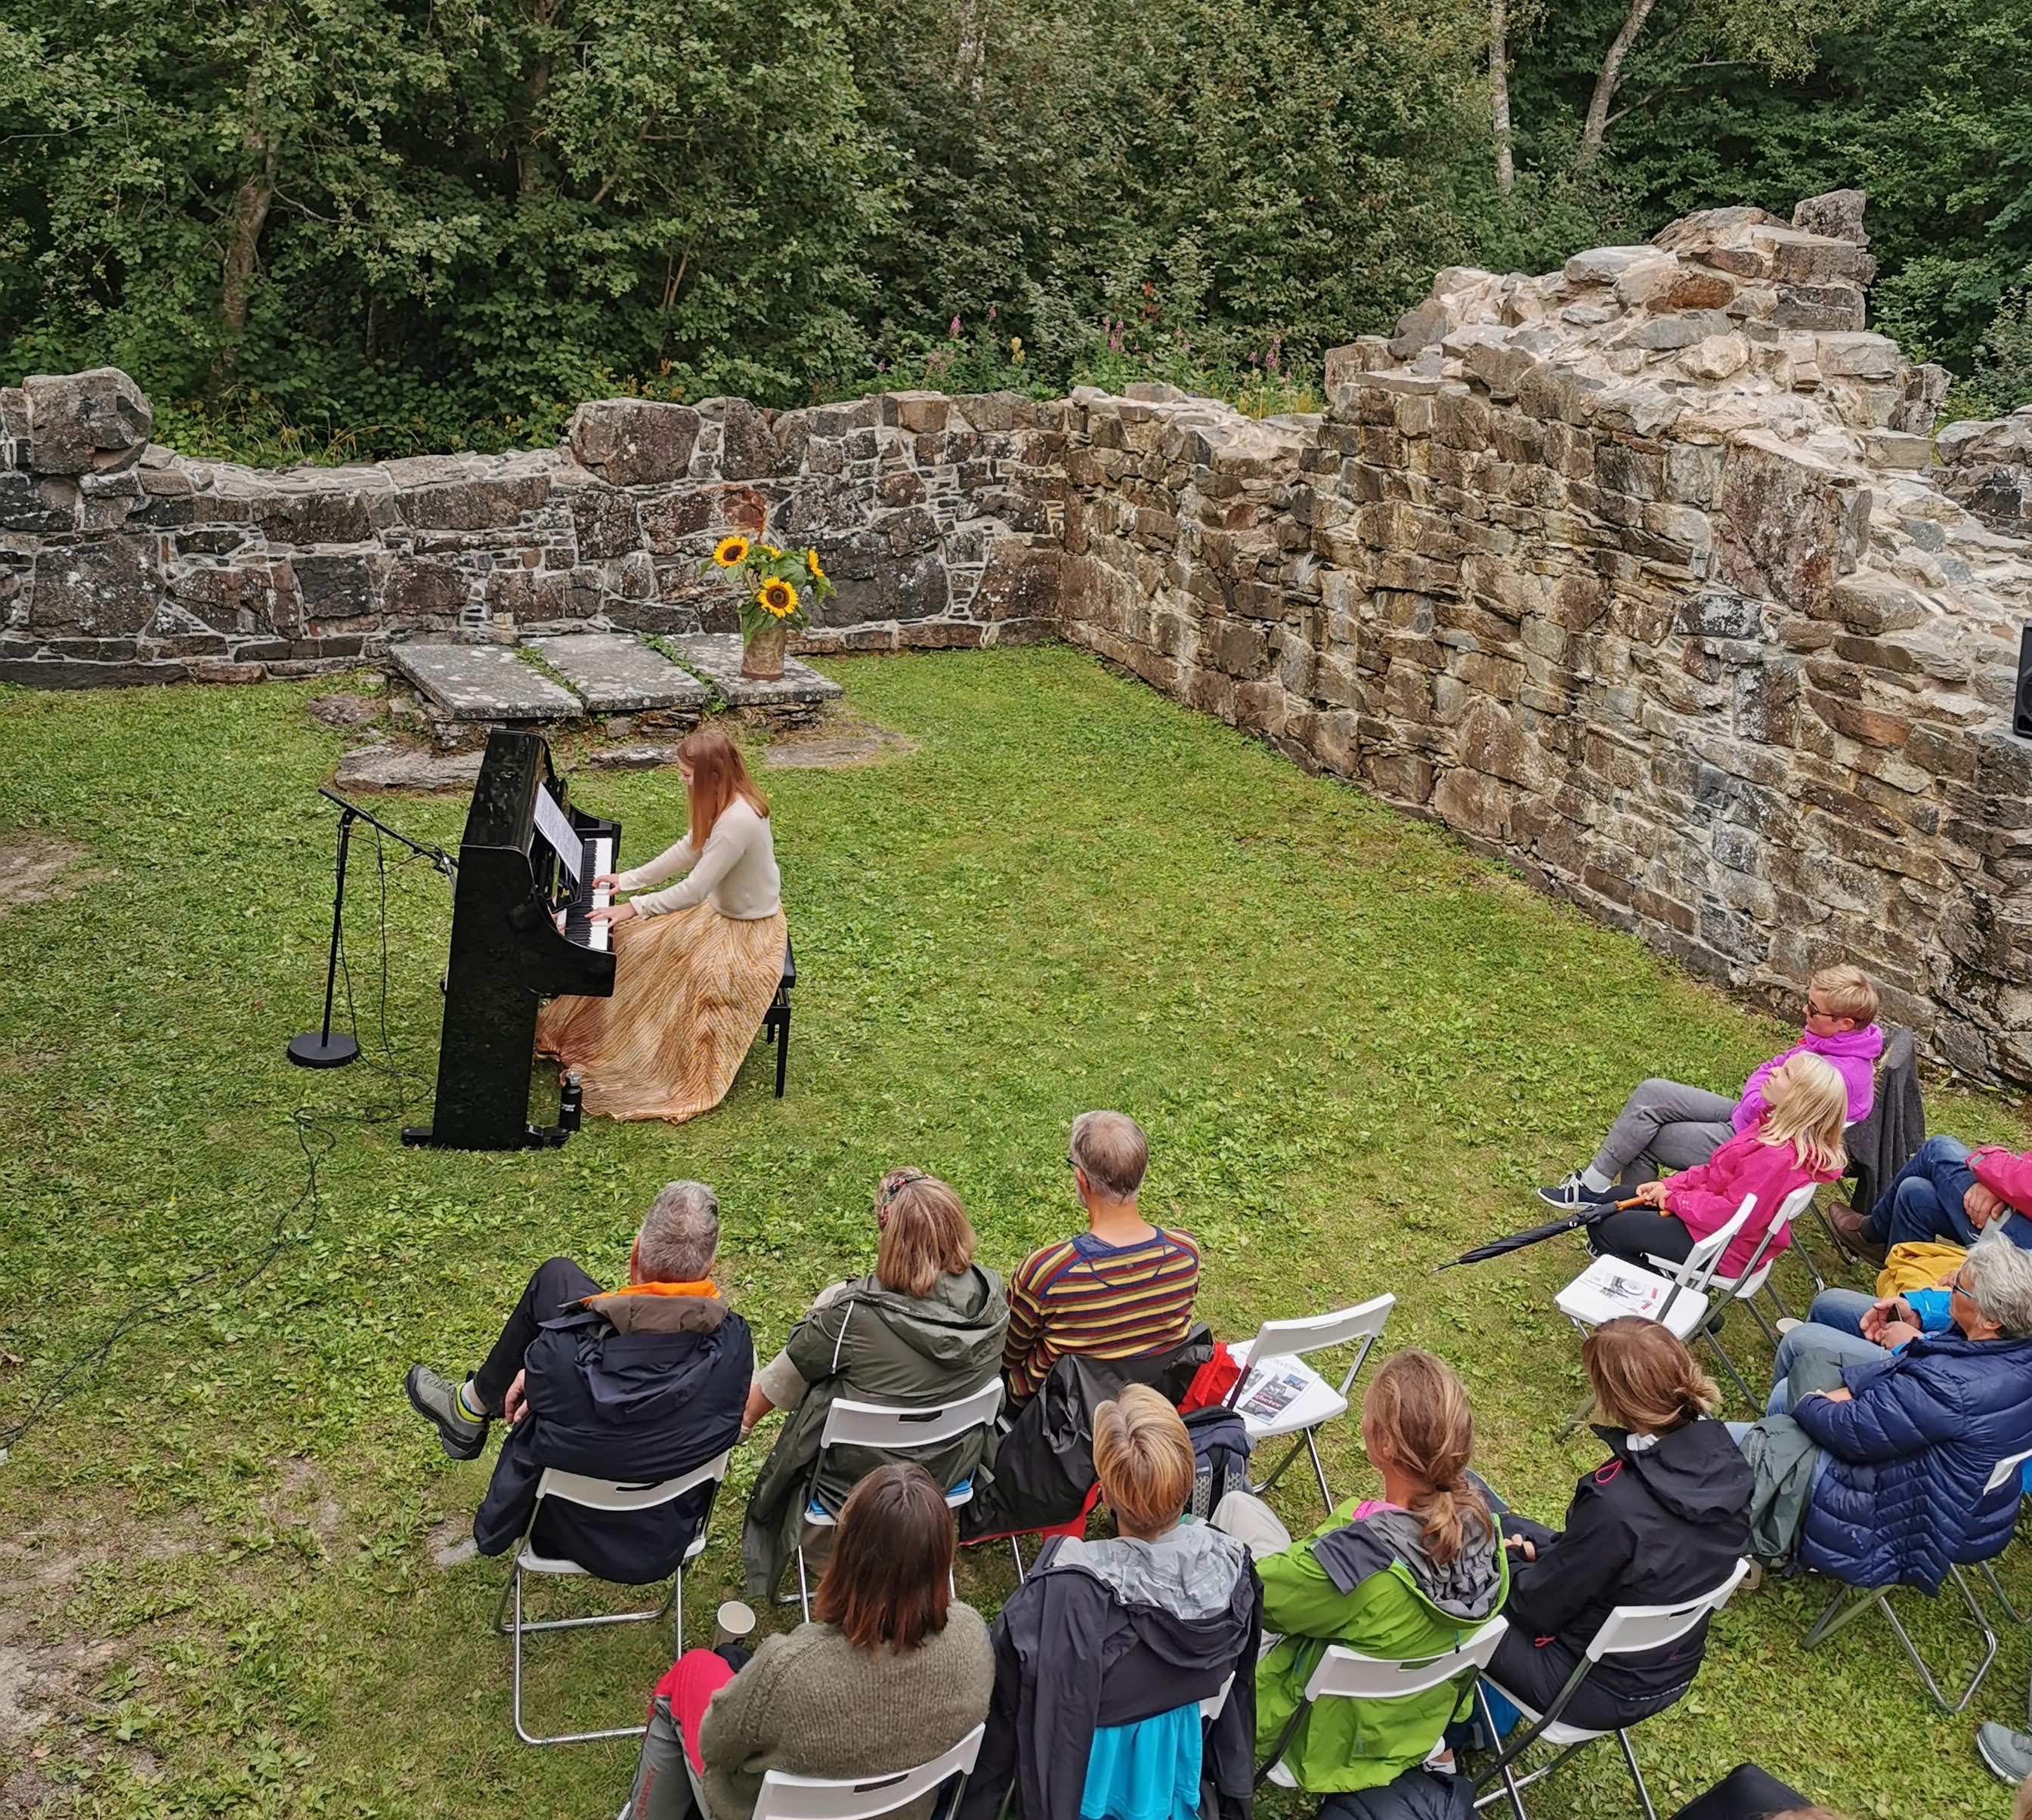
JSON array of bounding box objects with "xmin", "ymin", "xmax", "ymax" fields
[{"xmin": 2, "ymin": 643, "xmax": 2030, "ymax": 1820}]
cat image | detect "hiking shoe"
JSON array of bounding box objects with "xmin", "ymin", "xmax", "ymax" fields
[
  {"xmin": 406, "ymin": 1365, "xmax": 488, "ymax": 1460},
  {"xmin": 1978, "ymin": 1723, "xmax": 2032, "ymax": 1785},
  {"xmin": 1826, "ymin": 1202, "xmax": 1888, "ymax": 1266},
  {"xmin": 1538, "ymin": 1172, "xmax": 1617, "ymax": 1212}
]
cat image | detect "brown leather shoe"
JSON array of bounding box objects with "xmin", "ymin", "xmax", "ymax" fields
[{"xmin": 1826, "ymin": 1201, "xmax": 1888, "ymax": 1266}]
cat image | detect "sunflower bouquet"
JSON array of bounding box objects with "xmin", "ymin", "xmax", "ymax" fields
[{"xmin": 704, "ymin": 533, "xmax": 836, "ymax": 637}]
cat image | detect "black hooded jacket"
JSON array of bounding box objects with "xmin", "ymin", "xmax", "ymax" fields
[
  {"xmin": 957, "ymin": 1531, "xmax": 1262, "ymax": 1820},
  {"xmin": 1503, "ymin": 1419, "xmax": 1750, "ymax": 1701},
  {"xmin": 473, "ymin": 1287, "xmax": 753, "ymax": 1584}
]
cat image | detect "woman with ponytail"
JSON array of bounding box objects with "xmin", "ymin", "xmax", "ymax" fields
[
  {"xmin": 1214, "ymin": 1350, "xmax": 1508, "ymax": 1797},
  {"xmin": 1487, "ymin": 1317, "xmax": 1749, "ymax": 1732}
]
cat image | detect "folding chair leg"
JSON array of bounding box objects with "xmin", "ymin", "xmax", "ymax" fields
[
  {"xmin": 1471, "ymin": 1684, "xmax": 1529, "ymax": 1820},
  {"xmin": 1615, "ymin": 1728, "xmax": 1658, "ymax": 1820},
  {"xmin": 1555, "ymin": 1391, "xmax": 1593, "ymax": 1443},
  {"xmin": 796, "ymin": 1544, "xmax": 812, "ymax": 1624},
  {"xmin": 1007, "ymin": 1537, "xmax": 1025, "ymax": 1584},
  {"xmin": 501, "ymin": 1564, "xmax": 656, "ymax": 1747},
  {"xmin": 774, "ymin": 1000, "xmax": 790, "ymax": 1098},
  {"xmin": 1981, "ymin": 1560, "xmax": 2032, "ymax": 1627},
  {"xmin": 1700, "ymin": 1327, "xmax": 1758, "ymax": 1413},
  {"xmin": 1249, "ymin": 1433, "xmax": 1310, "ymax": 1498},
  {"xmin": 1744, "ymin": 1299, "xmax": 1781, "ymax": 1348},
  {"xmin": 1803, "ymin": 1574, "xmax": 2000, "ymax": 1714},
  {"xmin": 1304, "ymin": 1431, "xmax": 1334, "ymax": 1512}
]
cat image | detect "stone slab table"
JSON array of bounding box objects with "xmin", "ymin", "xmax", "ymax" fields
[
  {"xmin": 524, "ymin": 633, "xmax": 711, "ymax": 714},
  {"xmin": 663, "ymin": 633, "xmax": 843, "ymax": 710},
  {"xmin": 390, "ymin": 641, "xmax": 583, "ymax": 721}
]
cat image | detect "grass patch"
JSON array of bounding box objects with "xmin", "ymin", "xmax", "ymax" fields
[{"xmin": 2, "ymin": 643, "xmax": 2029, "ymax": 1818}]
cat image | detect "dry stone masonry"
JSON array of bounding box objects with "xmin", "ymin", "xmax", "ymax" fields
[{"xmin": 7, "ymin": 191, "xmax": 2032, "ymax": 1086}]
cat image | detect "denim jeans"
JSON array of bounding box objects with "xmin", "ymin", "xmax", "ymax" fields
[
  {"xmin": 1764, "ymin": 1304, "xmax": 1885, "ymax": 1417},
  {"xmin": 1866, "ymin": 1136, "xmax": 1981, "ymax": 1247}
]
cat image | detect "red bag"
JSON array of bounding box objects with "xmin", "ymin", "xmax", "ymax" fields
[{"xmin": 1180, "ymin": 1343, "xmax": 1243, "ymax": 1412}]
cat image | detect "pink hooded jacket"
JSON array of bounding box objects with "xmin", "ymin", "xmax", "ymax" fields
[
  {"xmin": 1971, "ymin": 1147, "xmax": 2032, "ymax": 1213},
  {"xmin": 1663, "ymin": 1120, "xmax": 1842, "ymax": 1278},
  {"xmin": 1732, "ymin": 1024, "xmax": 1884, "ymax": 1135}
]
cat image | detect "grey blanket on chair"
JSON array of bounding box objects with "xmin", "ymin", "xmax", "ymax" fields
[{"xmin": 1738, "ymin": 1348, "xmax": 1850, "ymax": 1560}]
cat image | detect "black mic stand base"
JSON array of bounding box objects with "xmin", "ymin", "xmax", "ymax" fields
[{"xmin": 288, "ymin": 1031, "xmax": 362, "ymax": 1068}]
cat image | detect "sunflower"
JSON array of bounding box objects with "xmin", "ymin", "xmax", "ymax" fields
[
  {"xmin": 806, "ymin": 548, "xmax": 827, "ymax": 582},
  {"xmin": 713, "ymin": 534, "xmax": 750, "ymax": 568},
  {"xmin": 758, "ymin": 577, "xmax": 799, "ymax": 619},
  {"xmin": 761, "ymin": 544, "xmax": 782, "ymax": 559}
]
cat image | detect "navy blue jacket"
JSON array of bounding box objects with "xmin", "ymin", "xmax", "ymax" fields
[
  {"xmin": 475, "ymin": 1287, "xmax": 753, "ymax": 1584},
  {"xmin": 1793, "ymin": 1328, "xmax": 2032, "ymax": 1593}
]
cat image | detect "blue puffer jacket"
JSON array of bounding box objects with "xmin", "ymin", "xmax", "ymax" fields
[{"xmin": 1793, "ymin": 1329, "xmax": 2032, "ymax": 1593}]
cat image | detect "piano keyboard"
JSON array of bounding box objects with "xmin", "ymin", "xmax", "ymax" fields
[{"xmin": 558, "ymin": 834, "xmax": 617, "ymax": 951}]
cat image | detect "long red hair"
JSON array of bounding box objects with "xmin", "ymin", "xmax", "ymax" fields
[{"xmin": 679, "ymin": 724, "xmax": 768, "ymax": 845}]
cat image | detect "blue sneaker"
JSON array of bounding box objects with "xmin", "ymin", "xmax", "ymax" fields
[
  {"xmin": 1537, "ymin": 1171, "xmax": 1617, "ymax": 1212},
  {"xmin": 1978, "ymin": 1723, "xmax": 2032, "ymax": 1785}
]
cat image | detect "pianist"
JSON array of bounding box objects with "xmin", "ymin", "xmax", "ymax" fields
[{"xmin": 537, "ymin": 725, "xmax": 787, "ymax": 1123}]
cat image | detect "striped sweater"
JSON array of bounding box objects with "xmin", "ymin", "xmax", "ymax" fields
[{"xmin": 1000, "ymin": 1225, "xmax": 1202, "ymax": 1401}]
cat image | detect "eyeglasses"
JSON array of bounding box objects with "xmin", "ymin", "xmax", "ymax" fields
[{"xmin": 1806, "ymin": 998, "xmax": 1833, "ymax": 1018}]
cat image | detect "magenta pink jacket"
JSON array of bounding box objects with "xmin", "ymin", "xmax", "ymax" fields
[
  {"xmin": 1732, "ymin": 1024, "xmax": 1883, "ymax": 1135},
  {"xmin": 1971, "ymin": 1148, "xmax": 2032, "ymax": 1213},
  {"xmin": 1663, "ymin": 1121, "xmax": 1841, "ymax": 1278}
]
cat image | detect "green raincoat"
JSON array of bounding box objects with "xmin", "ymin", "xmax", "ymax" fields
[
  {"xmin": 741, "ymin": 1262, "xmax": 1007, "ymax": 1598},
  {"xmin": 1254, "ymin": 1498, "xmax": 1510, "ymax": 1794}
]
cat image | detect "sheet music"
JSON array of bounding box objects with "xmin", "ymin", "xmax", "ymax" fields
[{"xmin": 534, "ymin": 783, "xmax": 582, "ymax": 883}]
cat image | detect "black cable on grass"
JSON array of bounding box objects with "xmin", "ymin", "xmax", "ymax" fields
[{"xmin": 0, "ymin": 830, "xmax": 450, "ymax": 1461}]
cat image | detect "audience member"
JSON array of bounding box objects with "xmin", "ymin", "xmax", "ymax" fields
[
  {"xmin": 404, "ymin": 1181, "xmax": 751, "ymax": 1581},
  {"xmin": 962, "ymin": 1385, "xmax": 1259, "ymax": 1820},
  {"xmin": 1829, "ymin": 1132, "xmax": 2032, "ymax": 1265},
  {"xmin": 1481, "ymin": 1320, "xmax": 1749, "ymax": 1735},
  {"xmin": 1001, "ymin": 1111, "xmax": 1201, "ymax": 1404},
  {"xmin": 648, "ymin": 1464, "xmax": 993, "ymax": 1820},
  {"xmin": 1539, "ymin": 966, "xmax": 1881, "ymax": 1210},
  {"xmin": 1215, "ymin": 1351, "xmax": 1507, "ymax": 1797},
  {"xmin": 1588, "ymin": 1053, "xmax": 1848, "ymax": 1281},
  {"xmin": 1737, "ymin": 1225, "xmax": 2032, "ymax": 1586},
  {"xmin": 739, "ymin": 1167, "xmax": 1009, "ymax": 1598}
]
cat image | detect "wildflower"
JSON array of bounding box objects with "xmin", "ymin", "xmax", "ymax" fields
[
  {"xmin": 713, "ymin": 534, "xmax": 750, "ymax": 567},
  {"xmin": 761, "ymin": 544, "xmax": 781, "ymax": 558},
  {"xmin": 759, "ymin": 578, "xmax": 799, "ymax": 618},
  {"xmin": 988, "ymin": 305, "xmax": 997, "ymax": 320},
  {"xmin": 806, "ymin": 548, "xmax": 827, "ymax": 581},
  {"xmin": 949, "ymin": 315, "xmax": 962, "ymax": 338},
  {"xmin": 1010, "ymin": 336, "xmax": 1024, "ymax": 365}
]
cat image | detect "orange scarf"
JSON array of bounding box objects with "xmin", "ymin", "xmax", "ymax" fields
[{"xmin": 603, "ymin": 1279, "xmax": 719, "ymax": 1299}]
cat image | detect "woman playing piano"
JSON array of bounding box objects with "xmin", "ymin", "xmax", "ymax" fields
[{"xmin": 535, "ymin": 725, "xmax": 785, "ymax": 1123}]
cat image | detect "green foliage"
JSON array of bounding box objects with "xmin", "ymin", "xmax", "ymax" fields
[
  {"xmin": 1970, "ymin": 278, "xmax": 2032, "ymax": 413},
  {"xmin": 2, "ymin": 647, "xmax": 2030, "ymax": 1816}
]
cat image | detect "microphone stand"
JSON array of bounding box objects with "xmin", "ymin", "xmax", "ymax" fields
[{"xmin": 287, "ymin": 788, "xmax": 456, "ymax": 1069}]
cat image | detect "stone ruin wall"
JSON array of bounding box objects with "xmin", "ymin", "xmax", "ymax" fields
[
  {"xmin": 7, "ymin": 190, "xmax": 2032, "ymax": 1084},
  {"xmin": 1061, "ymin": 194, "xmax": 2032, "ymax": 1086},
  {"xmin": 0, "ymin": 383, "xmax": 1067, "ymax": 688}
]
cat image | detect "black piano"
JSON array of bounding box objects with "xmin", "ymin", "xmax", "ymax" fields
[{"xmin": 403, "ymin": 731, "xmax": 620, "ymax": 1150}]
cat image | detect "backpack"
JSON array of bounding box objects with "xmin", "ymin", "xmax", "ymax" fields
[{"xmin": 1182, "ymin": 1405, "xmax": 1252, "ymax": 1521}]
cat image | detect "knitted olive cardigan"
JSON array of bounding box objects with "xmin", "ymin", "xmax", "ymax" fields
[{"xmin": 697, "ymin": 1606, "xmax": 994, "ymax": 1820}]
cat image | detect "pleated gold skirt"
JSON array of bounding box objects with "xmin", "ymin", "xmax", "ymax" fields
[{"xmin": 536, "ymin": 903, "xmax": 788, "ymax": 1123}]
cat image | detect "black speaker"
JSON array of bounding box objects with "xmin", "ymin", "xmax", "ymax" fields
[{"xmin": 2018, "ymin": 625, "xmax": 2032, "ymax": 740}]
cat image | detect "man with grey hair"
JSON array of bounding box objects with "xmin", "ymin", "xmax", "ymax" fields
[
  {"xmin": 404, "ymin": 1181, "xmax": 752, "ymax": 1582},
  {"xmin": 1735, "ymin": 1223, "xmax": 2032, "ymax": 1630}
]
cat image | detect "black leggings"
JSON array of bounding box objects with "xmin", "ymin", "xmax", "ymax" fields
[
  {"xmin": 1588, "ymin": 1208, "xmax": 1695, "ymax": 1271},
  {"xmin": 470, "ymin": 1256, "xmax": 602, "ymax": 1413}
]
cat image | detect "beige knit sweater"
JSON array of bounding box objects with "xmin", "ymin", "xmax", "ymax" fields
[
  {"xmin": 697, "ymin": 1607, "xmax": 994, "ymax": 1820},
  {"xmin": 615, "ymin": 797, "xmax": 781, "ymax": 919}
]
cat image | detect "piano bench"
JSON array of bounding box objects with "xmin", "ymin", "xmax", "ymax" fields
[{"xmin": 759, "ymin": 938, "xmax": 796, "ymax": 1098}]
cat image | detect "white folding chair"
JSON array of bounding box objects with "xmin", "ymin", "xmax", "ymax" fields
[
  {"xmin": 1552, "ymin": 1197, "xmax": 1756, "ymax": 1435},
  {"xmin": 495, "ymin": 1449, "xmax": 733, "ymax": 1746},
  {"xmin": 1473, "ymin": 1559, "xmax": 1750, "ymax": 1820},
  {"xmin": 1801, "ymin": 1447, "xmax": 2032, "ymax": 1713},
  {"xmin": 1256, "ymin": 1616, "xmax": 1511, "ymax": 1788},
  {"xmin": 1692, "ymin": 1182, "xmax": 1820, "ymax": 1410},
  {"xmin": 794, "ymin": 1380, "xmax": 1004, "ymax": 1618},
  {"xmin": 1223, "ymin": 1295, "xmax": 1395, "ymax": 1509},
  {"xmin": 683, "ymin": 1720, "xmax": 986, "ymax": 1820}
]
